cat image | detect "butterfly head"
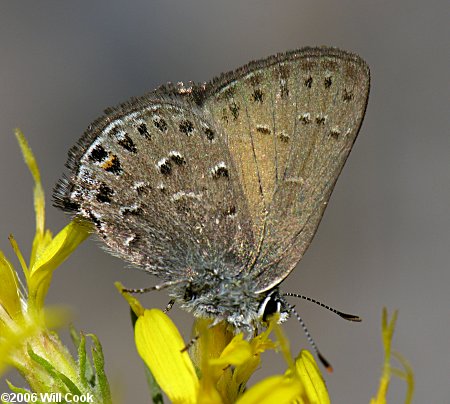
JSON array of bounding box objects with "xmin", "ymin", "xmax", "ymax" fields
[{"xmin": 257, "ymin": 289, "xmax": 290, "ymax": 325}]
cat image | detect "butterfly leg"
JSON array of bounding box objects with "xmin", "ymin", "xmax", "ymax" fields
[
  {"xmin": 164, "ymin": 299, "xmax": 176, "ymax": 313},
  {"xmin": 123, "ymin": 279, "xmax": 186, "ymax": 294},
  {"xmin": 180, "ymin": 318, "xmax": 224, "ymax": 352}
]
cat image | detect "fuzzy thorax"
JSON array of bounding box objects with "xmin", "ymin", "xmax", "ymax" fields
[{"xmin": 169, "ymin": 268, "xmax": 263, "ymax": 333}]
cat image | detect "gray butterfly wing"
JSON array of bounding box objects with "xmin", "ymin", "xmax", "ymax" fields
[
  {"xmin": 54, "ymin": 95, "xmax": 255, "ymax": 281},
  {"xmin": 202, "ymin": 47, "xmax": 370, "ymax": 292}
]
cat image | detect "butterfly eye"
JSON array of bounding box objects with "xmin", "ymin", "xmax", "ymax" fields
[{"xmin": 258, "ymin": 293, "xmax": 281, "ymax": 323}]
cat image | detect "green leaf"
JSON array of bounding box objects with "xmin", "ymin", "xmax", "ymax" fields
[
  {"xmin": 27, "ymin": 344, "xmax": 82, "ymax": 395},
  {"xmin": 6, "ymin": 380, "xmax": 31, "ymax": 394},
  {"xmin": 5, "ymin": 381, "xmax": 44, "ymax": 404},
  {"xmin": 89, "ymin": 334, "xmax": 112, "ymax": 404},
  {"xmin": 77, "ymin": 332, "xmax": 89, "ymax": 387},
  {"xmin": 70, "ymin": 326, "xmax": 96, "ymax": 388}
]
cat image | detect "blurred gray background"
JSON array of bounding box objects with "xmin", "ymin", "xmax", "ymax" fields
[{"xmin": 1, "ymin": 1, "xmax": 449, "ymax": 403}]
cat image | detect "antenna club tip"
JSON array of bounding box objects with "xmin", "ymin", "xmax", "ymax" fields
[
  {"xmin": 318, "ymin": 352, "xmax": 333, "ymax": 373},
  {"xmin": 339, "ymin": 312, "xmax": 362, "ymax": 322}
]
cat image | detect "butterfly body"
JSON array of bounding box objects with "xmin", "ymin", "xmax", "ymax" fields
[{"xmin": 54, "ymin": 47, "xmax": 370, "ymax": 331}]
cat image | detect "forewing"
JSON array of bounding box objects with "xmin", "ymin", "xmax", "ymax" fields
[
  {"xmin": 54, "ymin": 94, "xmax": 254, "ymax": 281},
  {"xmin": 202, "ymin": 47, "xmax": 370, "ymax": 292}
]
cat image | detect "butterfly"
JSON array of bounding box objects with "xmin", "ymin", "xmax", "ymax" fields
[{"xmin": 54, "ymin": 47, "xmax": 370, "ymax": 343}]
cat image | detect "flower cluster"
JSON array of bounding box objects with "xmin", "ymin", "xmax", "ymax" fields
[
  {"xmin": 118, "ymin": 283, "xmax": 330, "ymax": 404},
  {"xmin": 0, "ymin": 130, "xmax": 110, "ymax": 402}
]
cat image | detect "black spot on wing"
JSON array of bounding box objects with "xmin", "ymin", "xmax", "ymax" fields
[
  {"xmin": 252, "ymin": 89, "xmax": 264, "ymax": 103},
  {"xmin": 118, "ymin": 134, "xmax": 137, "ymax": 153},
  {"xmin": 103, "ymin": 155, "xmax": 123, "ymax": 175},
  {"xmin": 96, "ymin": 183, "xmax": 114, "ymax": 203},
  {"xmin": 153, "ymin": 117, "xmax": 168, "ymax": 132},
  {"xmin": 204, "ymin": 127, "xmax": 215, "ymax": 141},
  {"xmin": 179, "ymin": 120, "xmax": 194, "ymax": 135},
  {"xmin": 229, "ymin": 102, "xmax": 240, "ymax": 120},
  {"xmin": 304, "ymin": 76, "xmax": 313, "ymax": 88},
  {"xmin": 137, "ymin": 123, "xmax": 151, "ymax": 139},
  {"xmin": 89, "ymin": 145, "xmax": 108, "ymax": 162}
]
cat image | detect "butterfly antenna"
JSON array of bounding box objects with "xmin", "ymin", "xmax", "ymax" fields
[
  {"xmin": 283, "ymin": 292, "xmax": 361, "ymax": 322},
  {"xmin": 282, "ymin": 299, "xmax": 333, "ymax": 373}
]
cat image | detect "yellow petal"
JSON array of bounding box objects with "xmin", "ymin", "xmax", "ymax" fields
[
  {"xmin": 190, "ymin": 320, "xmax": 234, "ymax": 402},
  {"xmin": 14, "ymin": 129, "xmax": 45, "ymax": 239},
  {"xmin": 0, "ymin": 251, "xmax": 22, "ymax": 319},
  {"xmin": 236, "ymin": 375, "xmax": 302, "ymax": 404},
  {"xmin": 30, "ymin": 229, "xmax": 53, "ymax": 270},
  {"xmin": 198, "ymin": 377, "xmax": 224, "ymax": 404},
  {"xmin": 295, "ymin": 350, "xmax": 330, "ymax": 404},
  {"xmin": 228, "ymin": 354, "xmax": 261, "ymax": 400},
  {"xmin": 371, "ymin": 309, "xmax": 414, "ymax": 404},
  {"xmin": 250, "ymin": 322, "xmax": 277, "ymax": 355},
  {"xmin": 273, "ymin": 321, "xmax": 295, "ymax": 370},
  {"xmin": 206, "ymin": 335, "xmax": 253, "ymax": 402},
  {"xmin": 0, "ymin": 316, "xmax": 42, "ymax": 376},
  {"xmin": 8, "ymin": 235, "xmax": 29, "ymax": 281},
  {"xmin": 391, "ymin": 352, "xmax": 414, "ymax": 404},
  {"xmin": 28, "ymin": 220, "xmax": 89, "ymax": 310},
  {"xmin": 114, "ymin": 282, "xmax": 145, "ymax": 317},
  {"xmin": 135, "ymin": 309, "xmax": 199, "ymax": 404},
  {"xmin": 209, "ymin": 334, "xmax": 252, "ymax": 367},
  {"xmin": 228, "ymin": 319, "xmax": 277, "ymax": 400},
  {"xmin": 190, "ymin": 319, "xmax": 234, "ymax": 369}
]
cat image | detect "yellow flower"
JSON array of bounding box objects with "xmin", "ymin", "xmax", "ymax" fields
[
  {"xmin": 370, "ymin": 308, "xmax": 414, "ymax": 404},
  {"xmin": 0, "ymin": 131, "xmax": 89, "ymax": 375},
  {"xmin": 0, "ymin": 131, "xmax": 112, "ymax": 403},
  {"xmin": 13, "ymin": 130, "xmax": 90, "ymax": 314},
  {"xmin": 118, "ymin": 284, "xmax": 330, "ymax": 404}
]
